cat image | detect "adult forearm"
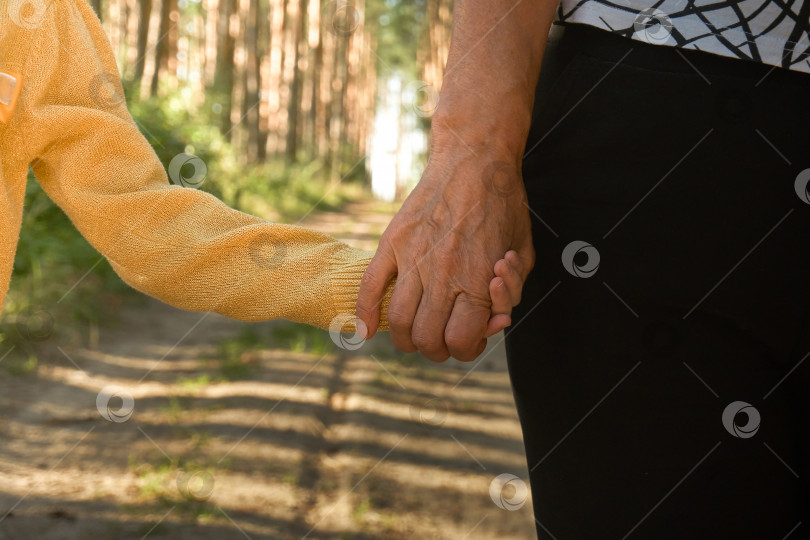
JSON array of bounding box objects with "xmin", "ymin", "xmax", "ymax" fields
[
  {"xmin": 357, "ymin": 0, "xmax": 550, "ymax": 359},
  {"xmin": 432, "ymin": 0, "xmax": 559, "ymax": 161}
]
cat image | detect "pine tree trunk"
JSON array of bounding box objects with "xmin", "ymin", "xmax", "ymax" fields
[
  {"xmin": 243, "ymin": 0, "xmax": 262, "ymax": 161},
  {"xmin": 329, "ymin": 31, "xmax": 348, "ymax": 180},
  {"xmin": 204, "ymin": 0, "xmax": 219, "ymax": 87},
  {"xmin": 133, "ymin": 0, "xmax": 152, "ymax": 88},
  {"xmin": 315, "ymin": 5, "xmax": 331, "ymax": 162},
  {"xmin": 214, "ymin": 0, "xmax": 238, "ymax": 135},
  {"xmin": 118, "ymin": 0, "xmax": 130, "ymax": 71},
  {"xmin": 255, "ymin": 0, "xmax": 268, "ymax": 160},
  {"xmin": 264, "ymin": 0, "xmax": 287, "ymax": 156},
  {"xmin": 149, "ymin": 0, "xmax": 172, "ymax": 96},
  {"xmin": 284, "ymin": 0, "xmax": 306, "ymax": 163},
  {"xmin": 92, "ymin": 0, "xmax": 103, "ymax": 20},
  {"xmin": 167, "ymin": 0, "xmax": 178, "ymax": 83}
]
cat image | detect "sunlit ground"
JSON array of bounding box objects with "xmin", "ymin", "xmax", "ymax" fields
[{"xmin": 0, "ymin": 203, "xmax": 535, "ymax": 540}]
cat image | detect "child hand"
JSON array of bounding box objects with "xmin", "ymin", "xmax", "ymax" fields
[{"xmin": 485, "ymin": 250, "xmax": 526, "ymax": 338}]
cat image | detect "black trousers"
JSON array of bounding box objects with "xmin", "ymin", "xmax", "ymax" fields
[{"xmin": 505, "ymin": 22, "xmax": 810, "ymax": 540}]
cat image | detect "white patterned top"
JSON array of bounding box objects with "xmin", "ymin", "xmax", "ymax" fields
[{"xmin": 557, "ymin": 0, "xmax": 810, "ymax": 74}]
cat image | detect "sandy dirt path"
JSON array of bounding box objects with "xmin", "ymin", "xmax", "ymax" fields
[{"xmin": 0, "ymin": 202, "xmax": 537, "ymax": 539}]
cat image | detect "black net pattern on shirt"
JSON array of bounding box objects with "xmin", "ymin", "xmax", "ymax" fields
[{"xmin": 558, "ymin": 0, "xmax": 810, "ymax": 71}]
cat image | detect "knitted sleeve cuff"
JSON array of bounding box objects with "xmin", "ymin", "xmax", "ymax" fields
[{"xmin": 329, "ymin": 246, "xmax": 394, "ymax": 333}]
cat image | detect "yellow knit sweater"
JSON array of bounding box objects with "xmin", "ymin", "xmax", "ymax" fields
[{"xmin": 0, "ymin": 0, "xmax": 392, "ymax": 331}]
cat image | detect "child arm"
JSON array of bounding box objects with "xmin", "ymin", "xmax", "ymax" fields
[{"xmin": 14, "ymin": 0, "xmax": 392, "ymax": 331}]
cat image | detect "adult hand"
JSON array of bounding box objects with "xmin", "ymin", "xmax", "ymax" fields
[
  {"xmin": 355, "ymin": 0, "xmax": 555, "ymax": 363},
  {"xmin": 357, "ymin": 145, "xmax": 534, "ymax": 362}
]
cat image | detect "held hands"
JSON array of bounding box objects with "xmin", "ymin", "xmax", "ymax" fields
[
  {"xmin": 356, "ymin": 149, "xmax": 534, "ymax": 362},
  {"xmin": 353, "ymin": 0, "xmax": 547, "ymax": 362}
]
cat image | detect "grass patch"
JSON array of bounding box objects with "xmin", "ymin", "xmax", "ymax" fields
[
  {"xmin": 161, "ymin": 396, "xmax": 193, "ymax": 424},
  {"xmin": 0, "ymin": 174, "xmax": 136, "ymax": 361},
  {"xmin": 176, "ymin": 373, "xmax": 213, "ymax": 391},
  {"xmin": 351, "ymin": 497, "xmax": 371, "ymax": 525},
  {"xmin": 351, "ymin": 495, "xmax": 399, "ymax": 531},
  {"xmin": 127, "ymin": 92, "xmax": 374, "ymax": 224},
  {"xmin": 268, "ymin": 323, "xmax": 334, "ymax": 355},
  {"xmin": 0, "ymin": 353, "xmax": 38, "ymax": 376},
  {"xmin": 128, "ymin": 456, "xmax": 219, "ymax": 522},
  {"xmin": 211, "ymin": 321, "xmax": 340, "ymax": 381},
  {"xmin": 213, "ymin": 327, "xmax": 265, "ymax": 380}
]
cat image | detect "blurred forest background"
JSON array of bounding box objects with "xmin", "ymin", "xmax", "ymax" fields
[
  {"xmin": 1, "ymin": 0, "xmax": 453, "ymax": 358},
  {"xmin": 0, "ymin": 3, "xmax": 539, "ymax": 538}
]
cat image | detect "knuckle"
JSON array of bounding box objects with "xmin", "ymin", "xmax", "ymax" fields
[
  {"xmin": 386, "ymin": 305, "xmax": 413, "ymax": 331},
  {"xmin": 382, "ymin": 223, "xmax": 410, "ymax": 247},
  {"xmin": 451, "ymin": 349, "xmax": 475, "ymax": 362},
  {"xmin": 445, "ymin": 332, "xmax": 473, "ymax": 354},
  {"xmin": 411, "ymin": 327, "xmax": 441, "ymax": 353},
  {"xmin": 463, "ymin": 291, "xmax": 492, "ymax": 310},
  {"xmin": 452, "ymin": 340, "xmax": 486, "ymax": 362}
]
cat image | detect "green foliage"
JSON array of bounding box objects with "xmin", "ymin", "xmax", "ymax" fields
[
  {"xmin": 216, "ymin": 329, "xmax": 262, "ymax": 381},
  {"xmin": 126, "ymin": 87, "xmax": 230, "ymax": 201},
  {"xmin": 0, "ymin": 172, "xmax": 134, "ymax": 359},
  {"xmin": 2, "ymin": 354, "xmax": 38, "ymax": 376},
  {"xmin": 352, "ymin": 497, "xmax": 372, "ymax": 524},
  {"xmin": 367, "ymin": 0, "xmax": 429, "ymax": 79},
  {"xmin": 232, "ymin": 158, "xmax": 368, "ymax": 222},
  {"xmin": 176, "ymin": 373, "xmax": 213, "ymax": 391},
  {"xmin": 128, "ymin": 457, "xmax": 218, "ymax": 521},
  {"xmin": 128, "ymin": 87, "xmax": 371, "ymax": 222},
  {"xmin": 214, "ymin": 322, "xmax": 337, "ymax": 380},
  {"xmin": 161, "ymin": 395, "xmax": 193, "ymax": 425},
  {"xmin": 268, "ymin": 322, "xmax": 334, "ymax": 355}
]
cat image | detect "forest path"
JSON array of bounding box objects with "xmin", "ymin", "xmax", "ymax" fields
[{"xmin": 0, "ymin": 201, "xmax": 536, "ymax": 539}]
